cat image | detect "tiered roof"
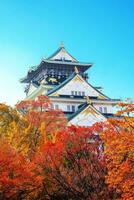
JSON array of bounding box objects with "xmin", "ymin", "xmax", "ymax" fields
[
  {"xmin": 21, "ymin": 44, "xmax": 120, "ymax": 125},
  {"xmin": 20, "ymin": 43, "xmax": 92, "ymax": 84},
  {"xmin": 26, "ymin": 67, "xmax": 120, "ymax": 103},
  {"xmin": 47, "ymin": 67, "xmax": 109, "ymax": 99}
]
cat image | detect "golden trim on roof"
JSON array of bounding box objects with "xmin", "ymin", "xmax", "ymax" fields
[
  {"xmin": 73, "ymin": 75, "xmax": 84, "ymax": 83},
  {"xmin": 82, "ymin": 106, "xmax": 99, "ymax": 117},
  {"xmin": 74, "ymin": 66, "xmax": 79, "ymax": 74},
  {"xmin": 97, "ymin": 95, "xmax": 107, "ymax": 100},
  {"xmin": 50, "ymin": 92, "xmax": 59, "ymax": 97},
  {"xmin": 86, "ymin": 96, "xmax": 92, "ymax": 104}
]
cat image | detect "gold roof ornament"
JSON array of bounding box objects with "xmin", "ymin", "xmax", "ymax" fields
[
  {"xmin": 74, "ymin": 66, "xmax": 79, "ymax": 74},
  {"xmin": 60, "ymin": 41, "xmax": 64, "ymax": 48},
  {"xmin": 86, "ymin": 96, "xmax": 92, "ymax": 105},
  {"xmin": 97, "ymin": 94, "xmax": 105, "ymax": 99}
]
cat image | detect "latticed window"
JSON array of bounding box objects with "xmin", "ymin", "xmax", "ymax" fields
[
  {"xmin": 55, "ymin": 104, "xmax": 59, "ymax": 109},
  {"xmin": 104, "ymin": 107, "xmax": 107, "ymax": 113},
  {"xmin": 78, "ymin": 91, "xmax": 81, "ymax": 96},
  {"xmin": 71, "ymin": 91, "xmax": 74, "ymax": 95},
  {"xmin": 67, "ymin": 105, "xmax": 71, "ymax": 111},
  {"xmin": 72, "ymin": 105, "xmax": 75, "ymax": 112},
  {"xmin": 71, "ymin": 91, "xmax": 85, "ymax": 96},
  {"xmin": 82, "ymin": 91, "xmax": 85, "ymax": 96},
  {"xmin": 99, "ymin": 107, "xmax": 103, "ymax": 112}
]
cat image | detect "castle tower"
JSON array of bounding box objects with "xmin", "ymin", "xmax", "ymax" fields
[
  {"xmin": 20, "ymin": 43, "xmax": 92, "ymax": 95},
  {"xmin": 20, "ymin": 44, "xmax": 120, "ymax": 126}
]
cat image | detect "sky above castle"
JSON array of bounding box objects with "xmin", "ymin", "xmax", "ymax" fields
[{"xmin": 0, "ymin": 0, "xmax": 134, "ymax": 105}]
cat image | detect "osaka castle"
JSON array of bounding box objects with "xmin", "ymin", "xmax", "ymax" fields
[{"xmin": 20, "ymin": 43, "xmax": 119, "ymax": 126}]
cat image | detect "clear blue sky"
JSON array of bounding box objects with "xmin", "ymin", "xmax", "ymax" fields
[{"xmin": 0, "ymin": 0, "xmax": 134, "ymax": 105}]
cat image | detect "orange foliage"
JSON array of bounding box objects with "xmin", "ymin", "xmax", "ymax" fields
[
  {"xmin": 0, "ymin": 96, "xmax": 134, "ymax": 199},
  {"xmin": 33, "ymin": 125, "xmax": 109, "ymax": 199},
  {"xmin": 17, "ymin": 95, "xmax": 67, "ymax": 147},
  {"xmin": 101, "ymin": 101, "xmax": 134, "ymax": 200},
  {"xmin": 0, "ymin": 96, "xmax": 67, "ymax": 156},
  {"xmin": 0, "ymin": 142, "xmax": 42, "ymax": 199}
]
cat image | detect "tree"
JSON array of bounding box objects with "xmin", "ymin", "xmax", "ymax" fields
[
  {"xmin": 16, "ymin": 95, "xmax": 67, "ymax": 156},
  {"xmin": 33, "ymin": 125, "xmax": 109, "ymax": 200},
  {"xmin": 0, "ymin": 142, "xmax": 42, "ymax": 200},
  {"xmin": 1, "ymin": 100, "xmax": 108, "ymax": 199},
  {"xmin": 0, "ymin": 103, "xmax": 31, "ymax": 154},
  {"xmin": 0, "ymin": 96, "xmax": 67, "ymax": 157},
  {"xmin": 2, "ymin": 96, "xmax": 134, "ymax": 199},
  {"xmin": 101, "ymin": 101, "xmax": 134, "ymax": 200}
]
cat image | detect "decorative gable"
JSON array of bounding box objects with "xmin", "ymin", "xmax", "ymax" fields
[
  {"xmin": 49, "ymin": 73, "xmax": 109, "ymax": 99},
  {"xmin": 68, "ymin": 104, "xmax": 106, "ymax": 126},
  {"xmin": 47, "ymin": 43, "xmax": 77, "ymax": 62}
]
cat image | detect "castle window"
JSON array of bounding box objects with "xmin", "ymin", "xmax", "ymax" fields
[
  {"xmin": 78, "ymin": 91, "xmax": 81, "ymax": 96},
  {"xmin": 99, "ymin": 107, "xmax": 102, "ymax": 112},
  {"xmin": 67, "ymin": 105, "xmax": 70, "ymax": 111},
  {"xmin": 62, "ymin": 57, "xmax": 65, "ymax": 61},
  {"xmin": 55, "ymin": 104, "xmax": 59, "ymax": 109},
  {"xmin": 82, "ymin": 91, "xmax": 85, "ymax": 96},
  {"xmin": 104, "ymin": 107, "xmax": 107, "ymax": 113},
  {"xmin": 71, "ymin": 91, "xmax": 74, "ymax": 95},
  {"xmin": 75, "ymin": 91, "xmax": 77, "ymax": 96},
  {"xmin": 72, "ymin": 105, "xmax": 75, "ymax": 112}
]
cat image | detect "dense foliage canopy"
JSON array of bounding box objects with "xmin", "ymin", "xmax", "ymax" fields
[{"xmin": 0, "ymin": 97, "xmax": 133, "ymax": 199}]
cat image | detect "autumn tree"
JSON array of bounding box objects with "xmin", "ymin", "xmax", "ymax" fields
[
  {"xmin": 0, "ymin": 142, "xmax": 42, "ymax": 200},
  {"xmin": 0, "ymin": 96, "xmax": 67, "ymax": 156},
  {"xmin": 16, "ymin": 95, "xmax": 67, "ymax": 155},
  {"xmin": 101, "ymin": 101, "xmax": 134, "ymax": 200},
  {"xmin": 33, "ymin": 125, "xmax": 109, "ymax": 200},
  {"xmin": 0, "ymin": 99, "xmax": 109, "ymax": 199},
  {"xmin": 0, "ymin": 103, "xmax": 31, "ymax": 154},
  {"xmin": 2, "ymin": 96, "xmax": 134, "ymax": 199}
]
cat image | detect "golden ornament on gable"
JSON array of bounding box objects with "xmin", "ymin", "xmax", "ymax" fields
[{"xmin": 97, "ymin": 95, "xmax": 106, "ymax": 99}]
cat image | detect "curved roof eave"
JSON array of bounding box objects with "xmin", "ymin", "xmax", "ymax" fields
[{"xmin": 42, "ymin": 59, "xmax": 93, "ymax": 67}]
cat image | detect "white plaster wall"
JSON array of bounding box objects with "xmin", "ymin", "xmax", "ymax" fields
[
  {"xmin": 51, "ymin": 100, "xmax": 79, "ymax": 112},
  {"xmin": 93, "ymin": 104, "xmax": 113, "ymax": 113},
  {"xmin": 50, "ymin": 98, "xmax": 114, "ymax": 114},
  {"xmin": 27, "ymin": 84, "xmax": 37, "ymax": 96}
]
